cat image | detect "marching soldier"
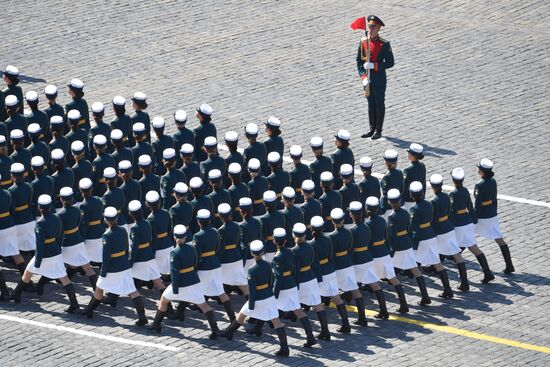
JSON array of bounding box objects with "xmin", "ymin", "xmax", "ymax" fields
[
  {"xmin": 356, "ymin": 15, "xmax": 394, "ymax": 140},
  {"xmin": 147, "ymin": 224, "xmax": 224, "ymax": 338},
  {"xmin": 4, "ymin": 95, "xmax": 27, "ymax": 144},
  {"xmin": 339, "ymin": 164, "xmax": 360, "ymax": 224},
  {"xmin": 289, "ymin": 145, "xmax": 310, "ymax": 204},
  {"xmin": 48, "ymin": 115, "xmax": 69, "ymax": 156},
  {"xmin": 238, "ymin": 197, "xmax": 261, "ymax": 273},
  {"xmin": 9, "ymin": 163, "xmax": 36, "ymax": 253},
  {"xmin": 160, "ymin": 148, "xmax": 185, "ymax": 210},
  {"xmin": 403, "ymin": 143, "xmax": 426, "ymax": 211},
  {"xmin": 87, "ymin": 102, "xmax": 111, "ymax": 161},
  {"xmin": 28, "ymin": 123, "xmax": 51, "ymax": 168},
  {"xmin": 65, "ymin": 79, "xmax": 90, "ymax": 131},
  {"xmin": 10, "ymin": 129, "xmax": 32, "ymax": 181},
  {"xmin": 0, "ymin": 136, "xmax": 14, "ymax": 189},
  {"xmin": 111, "ymin": 129, "xmax": 133, "ymax": 172},
  {"xmin": 201, "ymin": 136, "xmax": 226, "ymax": 185},
  {"xmin": 358, "ymin": 156, "xmax": 380, "ymax": 210},
  {"xmin": 132, "ymin": 123, "xmax": 155, "ymax": 180},
  {"xmin": 91, "ymin": 134, "xmax": 114, "ymax": 196},
  {"xmin": 319, "ymin": 172, "xmax": 342, "ymax": 233},
  {"xmin": 110, "ymin": 96, "xmax": 134, "ymax": 147},
  {"xmin": 152, "ymin": 117, "xmax": 174, "ymax": 175},
  {"xmin": 65, "ymin": 110, "xmax": 88, "ymax": 167},
  {"xmin": 247, "ymin": 158, "xmax": 268, "ymax": 216},
  {"xmin": 30, "ymin": 156, "xmax": 53, "ymax": 217},
  {"xmin": 331, "ymin": 129, "xmax": 354, "ymax": 189},
  {"xmin": 309, "ymin": 137, "xmax": 333, "ymax": 198},
  {"xmin": 50, "ymin": 149, "xmax": 74, "ymax": 211},
  {"xmin": 223, "ymin": 131, "xmax": 244, "ymax": 186},
  {"xmin": 430, "ymin": 174, "xmax": 470, "ymax": 291},
  {"xmin": 189, "ymin": 177, "xmax": 213, "ymax": 234},
  {"xmin": 449, "ymin": 167, "xmax": 495, "ymax": 283},
  {"xmin": 130, "ymin": 92, "xmax": 150, "ymax": 142},
  {"xmin": 223, "ymin": 240, "xmax": 290, "ymax": 357},
  {"xmin": 25, "ymin": 90, "xmax": 50, "ymax": 143},
  {"xmin": 409, "ymin": 181, "xmax": 454, "ymax": 299},
  {"xmin": 227, "ymin": 163, "xmax": 248, "ymax": 222},
  {"xmin": 78, "ymin": 178, "xmax": 105, "ymax": 264},
  {"xmin": 282, "ymin": 187, "xmax": 304, "ymax": 244},
  {"xmin": 380, "ymin": 149, "xmax": 403, "ymax": 216},
  {"xmin": 179, "ymin": 143, "xmax": 201, "ymax": 187},
  {"xmin": 474, "ymin": 159, "xmax": 515, "ymax": 274},
  {"xmin": 79, "ymin": 206, "xmax": 148, "ymax": 326},
  {"xmin": 169, "ymin": 182, "xmax": 193, "ymax": 229},
  {"xmin": 0, "ymin": 172, "xmax": 24, "ymax": 275},
  {"xmin": 207, "ymin": 169, "xmax": 230, "ymax": 228},
  {"xmin": 9, "ymin": 194, "xmax": 80, "ymax": 314},
  {"xmin": 260, "ymin": 190, "xmax": 285, "ymax": 262},
  {"xmin": 138, "ymin": 154, "xmax": 160, "ymax": 216},
  {"xmin": 242, "ymin": 123, "xmax": 267, "ymax": 180},
  {"xmin": 119, "ymin": 160, "xmax": 141, "ymax": 224},
  {"xmin": 264, "ymin": 116, "xmax": 284, "ymax": 158},
  {"xmin": 71, "ymin": 141, "xmax": 93, "ymax": 205},
  {"xmin": 267, "ymin": 152, "xmax": 289, "ymax": 210},
  {"xmin": 3, "ymin": 65, "xmax": 24, "ymax": 114},
  {"xmin": 172, "ymin": 110, "xmax": 193, "ymax": 167},
  {"xmin": 300, "ymin": 180, "xmax": 322, "ymax": 240},
  {"xmin": 386, "ymin": 189, "xmax": 432, "ymax": 305},
  {"xmin": 102, "ymin": 167, "xmax": 127, "ymax": 233},
  {"xmin": 43, "ymin": 85, "xmax": 64, "ymax": 139},
  {"xmin": 146, "ymin": 191, "xmax": 174, "ymax": 278},
  {"xmin": 193, "ymin": 103, "xmax": 216, "ymax": 163}
]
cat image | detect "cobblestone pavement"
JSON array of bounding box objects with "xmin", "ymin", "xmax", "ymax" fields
[{"xmin": 1, "ymin": 0, "xmax": 550, "ymax": 366}]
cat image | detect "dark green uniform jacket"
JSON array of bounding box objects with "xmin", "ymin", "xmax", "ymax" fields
[
  {"xmin": 283, "ymin": 205, "xmax": 304, "ymax": 244},
  {"xmin": 190, "ymin": 195, "xmax": 213, "ymax": 234},
  {"xmin": 111, "ymin": 114, "xmax": 134, "ymax": 147},
  {"xmin": 34, "ymin": 212, "xmax": 63, "ymax": 268},
  {"xmin": 171, "ymin": 244, "xmax": 201, "ymax": 291},
  {"xmin": 218, "ymin": 220, "xmax": 242, "ymax": 264},
  {"xmin": 0, "ymin": 189, "xmax": 16, "ymax": 230},
  {"xmin": 72, "ymin": 159, "xmax": 93, "ymax": 202},
  {"xmin": 52, "ymin": 168, "xmax": 74, "ymax": 208},
  {"xmin": 340, "ymin": 182, "xmax": 360, "ymax": 224},
  {"xmin": 331, "ymin": 147, "xmax": 354, "ymax": 189},
  {"xmin": 319, "ymin": 189, "xmax": 342, "ymax": 232},
  {"xmin": 193, "ymin": 226, "xmax": 221, "ymax": 271},
  {"xmin": 449, "ymin": 186, "xmax": 476, "ymax": 226},
  {"xmin": 129, "ymin": 218, "xmax": 155, "ymax": 264},
  {"xmin": 208, "ymin": 188, "xmax": 231, "ymax": 229},
  {"xmin": 100, "ymin": 225, "xmax": 131, "ymax": 277},
  {"xmin": 102, "ymin": 187, "xmax": 127, "ymax": 226},
  {"xmin": 328, "ymin": 227, "xmax": 354, "ymax": 270},
  {"xmin": 152, "ymin": 135, "xmax": 174, "ymax": 175},
  {"xmin": 366, "ymin": 215, "xmax": 390, "ymax": 258},
  {"xmin": 268, "ymin": 169, "xmax": 290, "ymax": 210},
  {"xmin": 228, "ymin": 182, "xmax": 249, "ymax": 222},
  {"xmin": 65, "ymin": 98, "xmax": 90, "ymax": 131},
  {"xmin": 161, "ymin": 167, "xmax": 186, "ymax": 210},
  {"xmin": 300, "ymin": 198, "xmax": 322, "ymax": 240},
  {"xmin": 248, "ymin": 175, "xmax": 268, "ymax": 216},
  {"xmin": 308, "ymin": 233, "xmax": 334, "ymax": 277},
  {"xmin": 9, "ymin": 182, "xmax": 34, "ymax": 225},
  {"xmin": 290, "ymin": 163, "xmax": 310, "ymax": 204},
  {"xmin": 359, "ymin": 175, "xmax": 381, "ymax": 204},
  {"xmin": 192, "ymin": 121, "xmax": 217, "ymax": 163},
  {"xmin": 247, "ymin": 259, "xmax": 274, "ymax": 309},
  {"xmin": 92, "ymin": 152, "xmax": 115, "ymax": 196},
  {"xmin": 243, "ymin": 141, "xmax": 267, "ymax": 179},
  {"xmin": 380, "ymin": 168, "xmax": 404, "ymax": 214},
  {"xmin": 58, "ymin": 206, "xmax": 84, "ymax": 247},
  {"xmin": 79, "ymin": 196, "xmax": 105, "ymax": 240},
  {"xmin": 474, "ymin": 177, "xmax": 498, "ymax": 219},
  {"xmin": 292, "ymin": 241, "xmax": 321, "ymax": 285},
  {"xmin": 431, "ymin": 191, "xmax": 454, "ymax": 235},
  {"xmin": 309, "ymin": 155, "xmax": 332, "ymax": 198},
  {"xmin": 410, "ymin": 200, "xmax": 437, "ymax": 248},
  {"xmin": 31, "ymin": 174, "xmax": 54, "ymax": 217},
  {"xmin": 169, "ymin": 201, "xmax": 194, "ymax": 228},
  {"xmin": 272, "ymin": 247, "xmax": 296, "ymax": 297},
  {"xmin": 239, "ymin": 216, "xmax": 262, "ymax": 262},
  {"xmin": 350, "ymin": 222, "xmax": 373, "ymax": 264},
  {"xmin": 387, "ymin": 208, "xmax": 413, "ymax": 252},
  {"xmin": 260, "ymin": 210, "xmax": 285, "ymax": 254},
  {"xmin": 147, "ymin": 208, "xmax": 173, "ymax": 251},
  {"xmin": 403, "ymin": 161, "xmax": 426, "ymax": 203}
]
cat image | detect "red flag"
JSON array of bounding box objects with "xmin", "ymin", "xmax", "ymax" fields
[{"xmin": 350, "ymin": 16, "xmax": 366, "ymax": 31}]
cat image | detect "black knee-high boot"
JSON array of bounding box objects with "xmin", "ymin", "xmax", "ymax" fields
[
  {"xmin": 374, "ymin": 289, "xmax": 389, "ymax": 319},
  {"xmin": 147, "ymin": 310, "xmax": 165, "ymax": 333},
  {"xmin": 132, "ymin": 296, "xmax": 148, "ymax": 326},
  {"xmin": 316, "ymin": 309, "xmax": 331, "ymax": 340},
  {"xmin": 102, "ymin": 292, "xmax": 119, "ymax": 307},
  {"xmin": 275, "ymin": 327, "xmax": 289, "ymax": 357},
  {"xmin": 36, "ymin": 276, "xmax": 51, "ymax": 296},
  {"xmin": 354, "ymin": 297, "xmax": 367, "ymax": 326},
  {"xmin": 457, "ymin": 262, "xmax": 470, "ymax": 291},
  {"xmin": 16, "ymin": 262, "xmax": 36, "ymax": 292},
  {"xmin": 8, "ymin": 280, "xmax": 28, "ymax": 303},
  {"xmin": 223, "ymin": 319, "xmax": 242, "ymax": 340},
  {"xmin": 205, "ymin": 310, "xmax": 220, "ymax": 340},
  {"xmin": 79, "ymin": 297, "xmax": 101, "ymax": 318},
  {"xmin": 475, "ymin": 253, "xmax": 495, "ymax": 283},
  {"xmin": 222, "ymin": 299, "xmax": 236, "ymax": 321},
  {"xmin": 499, "ymin": 245, "xmax": 515, "ymax": 274},
  {"xmin": 336, "ymin": 303, "xmax": 351, "ymax": 333},
  {"xmin": 394, "ymin": 284, "xmax": 409, "ymax": 314},
  {"xmin": 64, "ymin": 283, "xmax": 80, "ymax": 314},
  {"xmin": 16, "ymin": 262, "xmax": 26, "ymax": 275},
  {"xmin": 299, "ymin": 316, "xmax": 317, "ymax": 347},
  {"xmin": 415, "ymin": 276, "xmax": 431, "ymax": 305},
  {"xmin": 88, "ymin": 274, "xmax": 98, "ymax": 290},
  {"xmin": 245, "ymin": 318, "xmax": 264, "ymax": 337},
  {"xmin": 321, "ymin": 296, "xmax": 331, "ymax": 306},
  {"xmin": 437, "ymin": 269, "xmax": 454, "ymax": 299},
  {"xmin": 0, "ymin": 270, "xmax": 11, "ymax": 300}
]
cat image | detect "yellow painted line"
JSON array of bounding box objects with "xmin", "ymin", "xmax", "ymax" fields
[{"xmin": 335, "ymin": 303, "xmax": 550, "ymax": 355}]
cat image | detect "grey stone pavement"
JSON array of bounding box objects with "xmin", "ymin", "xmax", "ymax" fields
[{"xmin": 1, "ymin": 0, "xmax": 550, "ymax": 366}]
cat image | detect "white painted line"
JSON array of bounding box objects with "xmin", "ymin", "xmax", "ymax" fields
[
  {"xmin": 218, "ymin": 144, "xmax": 550, "ymax": 209},
  {"xmin": 0, "ymin": 314, "xmax": 180, "ymax": 352}
]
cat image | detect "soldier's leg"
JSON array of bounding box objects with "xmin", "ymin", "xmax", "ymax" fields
[
  {"xmin": 196, "ymin": 302, "xmax": 222, "ymax": 339},
  {"xmin": 453, "ymin": 253, "xmax": 470, "ymax": 291},
  {"xmin": 270, "ymin": 318, "xmax": 289, "ymax": 357},
  {"xmin": 8, "ymin": 269, "xmax": 33, "ymax": 303},
  {"xmin": 410, "ymin": 267, "xmax": 431, "ymax": 305},
  {"xmin": 362, "ymin": 94, "xmax": 377, "ymax": 138},
  {"xmin": 495, "ymin": 238, "xmax": 515, "ymax": 274},
  {"xmin": 80, "ymin": 287, "xmax": 104, "ymax": 318},
  {"xmin": 81, "ymin": 263, "xmax": 97, "ymax": 289},
  {"xmin": 0, "ymin": 269, "xmax": 11, "ymax": 300},
  {"xmin": 388, "ymin": 277, "xmax": 409, "ymax": 314},
  {"xmin": 468, "ymin": 245, "xmax": 495, "ymax": 283},
  {"xmin": 369, "ymin": 282, "xmax": 389, "ymax": 319},
  {"xmin": 372, "ymin": 88, "xmax": 386, "ymax": 139},
  {"xmin": 129, "ymin": 290, "xmax": 148, "ymax": 326},
  {"xmin": 223, "ymin": 312, "xmax": 247, "ymax": 340},
  {"xmin": 237, "ymin": 285, "xmax": 249, "ymax": 298},
  {"xmin": 218, "ymin": 292, "xmax": 236, "ymax": 321},
  {"xmin": 148, "ymin": 296, "xmax": 171, "ymax": 333},
  {"xmin": 351, "ymin": 288, "xmax": 368, "ymax": 326},
  {"xmin": 292, "ymin": 308, "xmax": 316, "ymax": 347},
  {"xmin": 58, "ymin": 276, "xmax": 80, "ymax": 313},
  {"xmin": 433, "ymin": 263, "xmax": 454, "ymax": 299}
]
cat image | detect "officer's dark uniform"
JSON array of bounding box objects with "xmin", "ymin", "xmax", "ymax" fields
[
  {"xmin": 300, "ymin": 197, "xmax": 322, "ymax": 240},
  {"xmin": 170, "ymin": 239, "xmax": 200, "ymax": 292},
  {"xmin": 190, "ymin": 194, "xmax": 214, "ymax": 234},
  {"xmin": 272, "ymin": 246, "xmax": 296, "ymax": 298},
  {"xmin": 356, "ymin": 16, "xmax": 394, "ymax": 136},
  {"xmin": 410, "ymin": 199, "xmax": 436, "ymax": 251},
  {"xmin": 161, "ymin": 166, "xmax": 186, "ymax": 210},
  {"xmin": 43, "ymin": 102, "xmax": 65, "ymax": 135},
  {"xmin": 319, "ymin": 188, "xmax": 342, "ymax": 232},
  {"xmin": 99, "ymin": 225, "xmax": 130, "ymax": 278},
  {"xmin": 350, "ymin": 219, "xmax": 373, "ymax": 270},
  {"xmin": 260, "ymin": 209, "xmax": 285, "ymax": 258},
  {"xmin": 340, "ymin": 181, "xmax": 360, "ymax": 224},
  {"xmin": 331, "ymin": 147, "xmax": 354, "ymax": 189},
  {"xmin": 5, "ymin": 113, "xmax": 27, "ymax": 143},
  {"xmin": 34, "ymin": 210, "xmax": 63, "ymax": 269},
  {"xmin": 152, "ymin": 135, "xmax": 174, "ymax": 175},
  {"xmin": 111, "ymin": 145, "xmax": 134, "ymax": 171},
  {"xmin": 247, "ymin": 258, "xmax": 274, "ymax": 311},
  {"xmin": 309, "ymin": 155, "xmax": 332, "ymax": 198},
  {"xmin": 473, "ymin": 177, "xmax": 498, "ymax": 221},
  {"xmin": 449, "ymin": 186, "xmax": 476, "ymax": 228},
  {"xmin": 148, "ymin": 207, "xmax": 173, "ymax": 256},
  {"xmin": 139, "ymin": 171, "xmax": 160, "ymax": 216},
  {"xmin": 0, "ymin": 154, "xmax": 14, "ymax": 189},
  {"xmin": 130, "ymin": 111, "xmax": 151, "ymax": 143},
  {"xmin": 366, "ymin": 213, "xmax": 390, "ymax": 259},
  {"xmin": 228, "ymin": 182, "xmax": 249, "ymax": 222},
  {"xmin": 290, "ymin": 162, "xmax": 310, "ymax": 204},
  {"xmin": 359, "ymin": 174, "xmax": 381, "ymax": 205},
  {"xmin": 248, "ymin": 174, "xmax": 268, "ymax": 216},
  {"xmin": 2, "ymin": 84, "xmax": 23, "ymax": 114},
  {"xmin": 403, "ymin": 161, "xmax": 426, "ymax": 205},
  {"xmin": 132, "ymin": 141, "xmax": 155, "ymax": 180},
  {"xmin": 65, "ymin": 98, "xmax": 90, "ymax": 131},
  {"xmin": 48, "ymin": 133, "xmax": 69, "ymax": 158},
  {"xmin": 387, "ymin": 207, "xmax": 413, "ymax": 255},
  {"xmin": 292, "ymin": 240, "xmax": 321, "ymax": 287},
  {"xmin": 200, "ymin": 153, "xmax": 226, "ymax": 184},
  {"xmin": 9, "ymin": 179, "xmax": 34, "ymax": 230},
  {"xmin": 52, "ymin": 167, "xmax": 74, "ymax": 209},
  {"xmin": 72, "ymin": 158, "xmax": 93, "ymax": 203},
  {"xmin": 11, "ymin": 145, "xmax": 32, "ymax": 181},
  {"xmin": 329, "ymin": 225, "xmax": 354, "ymax": 271},
  {"xmin": 283, "ymin": 205, "xmax": 304, "ymax": 245},
  {"xmin": 239, "ymin": 215, "xmax": 262, "ymax": 265},
  {"xmin": 243, "ymin": 141, "xmax": 267, "ymax": 180},
  {"xmin": 31, "ymin": 171, "xmax": 54, "ymax": 216},
  {"xmin": 58, "ymin": 204, "xmax": 85, "ymax": 249},
  {"xmin": 193, "ymin": 121, "xmax": 217, "ymax": 163},
  {"xmin": 224, "ymin": 150, "xmax": 244, "ymax": 183},
  {"xmin": 308, "ymin": 231, "xmax": 334, "ymax": 281},
  {"xmin": 193, "ymin": 224, "xmax": 221, "ymax": 271},
  {"xmin": 0, "ymin": 187, "xmax": 16, "ymax": 232},
  {"xmin": 169, "ymin": 200, "xmax": 194, "ymax": 228},
  {"xmin": 218, "ymin": 219, "xmax": 243, "ymax": 268},
  {"xmin": 208, "ymin": 187, "xmax": 231, "ymax": 228},
  {"xmin": 380, "ymin": 168, "xmax": 403, "ymax": 214},
  {"xmin": 65, "ymin": 128, "xmax": 88, "ymax": 166},
  {"xmin": 264, "ymin": 135, "xmax": 284, "ymax": 160},
  {"xmin": 111, "ymin": 114, "xmax": 134, "ymax": 147},
  {"xmin": 27, "ymin": 108, "xmax": 50, "ymax": 143},
  {"xmin": 28, "ymin": 137, "xmax": 51, "ymax": 169},
  {"xmin": 267, "ymin": 168, "xmax": 290, "ymax": 210},
  {"xmin": 92, "ymin": 152, "xmax": 115, "ymax": 196},
  {"xmin": 181, "ymin": 160, "xmax": 201, "ymax": 188},
  {"xmin": 431, "ymin": 191, "xmax": 455, "ymax": 240},
  {"xmin": 79, "ymin": 195, "xmax": 105, "ymax": 245},
  {"xmin": 102, "ymin": 187, "xmax": 127, "ymax": 227},
  {"xmin": 174, "ymin": 129, "xmax": 194, "ymax": 169},
  {"xmin": 87, "ymin": 121, "xmax": 111, "ymax": 161},
  {"xmin": 121, "ymin": 178, "xmax": 141, "ymax": 223}
]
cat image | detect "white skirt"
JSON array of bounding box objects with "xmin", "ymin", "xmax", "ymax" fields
[
  {"xmin": 221, "ymin": 260, "xmax": 248, "ymax": 286},
  {"xmin": 264, "ymin": 252, "xmax": 275, "ymax": 263},
  {"xmin": 155, "ymin": 247, "xmax": 173, "ymax": 274},
  {"xmin": 85, "ymin": 238, "xmax": 103, "ymax": 263},
  {"xmin": 17, "ymin": 221, "xmax": 36, "ymax": 251},
  {"xmin": 276, "ymin": 287, "xmax": 301, "ymax": 311},
  {"xmin": 319, "ymin": 271, "xmax": 339, "ymax": 297},
  {"xmin": 298, "ymin": 278, "xmax": 321, "ymax": 306},
  {"xmin": 240, "ymin": 296, "xmax": 279, "ymax": 321},
  {"xmin": 244, "ymin": 258, "xmax": 255, "ymax": 273},
  {"xmin": 26, "ymin": 254, "xmax": 67, "ymax": 279},
  {"xmin": 436, "ymin": 231, "xmax": 461, "ymax": 256},
  {"xmin": 455, "ymin": 223, "xmax": 477, "ymax": 248},
  {"xmin": 132, "ymin": 259, "xmax": 161, "ymax": 281},
  {"xmin": 197, "ymin": 268, "xmax": 225, "ymax": 296},
  {"xmin": 162, "ymin": 283, "xmax": 205, "ymax": 305},
  {"xmin": 476, "ymin": 216, "xmax": 503, "ymax": 240},
  {"xmin": 415, "ymin": 237, "xmax": 440, "ymax": 266},
  {"xmin": 0, "ymin": 226, "xmax": 20, "ymax": 256},
  {"xmin": 335, "ymin": 266, "xmax": 357, "ymax": 292},
  {"xmin": 392, "ymin": 248, "xmax": 418, "ymax": 270},
  {"xmin": 354, "ymin": 261, "xmax": 379, "ymax": 284},
  {"xmin": 373, "ymin": 255, "xmax": 396, "ymax": 279},
  {"xmin": 97, "ymin": 269, "xmax": 137, "ymax": 296},
  {"xmin": 62, "ymin": 242, "xmax": 90, "ymax": 266}
]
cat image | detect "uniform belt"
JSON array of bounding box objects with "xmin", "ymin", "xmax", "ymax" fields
[
  {"xmin": 138, "ymin": 242, "xmax": 150, "ymax": 249},
  {"xmin": 23, "ymin": 172, "xmax": 29, "ymax": 177},
  {"xmin": 354, "ymin": 246, "xmax": 368, "ymax": 252},
  {"xmin": 89, "ymin": 219, "xmax": 102, "ymax": 225},
  {"xmin": 438, "ymin": 215, "xmax": 449, "ymax": 222},
  {"xmin": 179, "ymin": 266, "xmax": 194, "ymax": 273},
  {"xmin": 111, "ymin": 250, "xmax": 126, "ymax": 258},
  {"xmin": 295, "ymin": 188, "xmax": 302, "ymax": 193},
  {"xmin": 372, "ymin": 240, "xmax": 385, "ymax": 246},
  {"xmin": 256, "ymin": 283, "xmax": 268, "ymax": 290},
  {"xmin": 44, "ymin": 237, "xmax": 56, "ymax": 244},
  {"xmin": 201, "ymin": 250, "xmax": 216, "ymax": 257},
  {"xmin": 300, "ymin": 265, "xmax": 311, "ymax": 272},
  {"xmin": 283, "ymin": 270, "xmax": 292, "ymax": 276},
  {"xmin": 335, "ymin": 250, "xmax": 347, "ymax": 257},
  {"xmin": 481, "ymin": 200, "xmax": 493, "ymax": 206},
  {"xmin": 64, "ymin": 227, "xmax": 78, "ymax": 235},
  {"xmin": 78, "ymin": 118, "xmax": 86, "ymax": 126},
  {"xmin": 0, "ymin": 179, "xmax": 12, "ymax": 186},
  {"xmin": 157, "ymin": 232, "xmax": 168, "ymax": 239},
  {"xmin": 253, "ymin": 198, "xmax": 264, "ymax": 204},
  {"xmin": 0, "ymin": 211, "xmax": 9, "ymax": 218},
  {"xmin": 325, "ymin": 216, "xmax": 332, "ymax": 221},
  {"xmin": 15, "ymin": 204, "xmax": 29, "ymax": 211},
  {"xmin": 456, "ymin": 208, "xmax": 469, "ymax": 214},
  {"xmin": 98, "ymin": 178, "xmax": 106, "ymax": 183},
  {"xmin": 419, "ymin": 222, "xmax": 431, "ymax": 229},
  {"xmin": 396, "ymin": 230, "xmax": 408, "ymax": 237},
  {"xmin": 266, "ymin": 235, "xmax": 274, "ymax": 241},
  {"xmin": 319, "ymin": 258, "xmax": 329, "ymax": 265},
  {"xmin": 276, "ymin": 193, "xmax": 282, "ymax": 198},
  {"xmin": 224, "ymin": 244, "xmax": 237, "ymax": 250}
]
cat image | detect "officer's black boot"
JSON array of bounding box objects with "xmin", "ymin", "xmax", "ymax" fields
[
  {"xmin": 35, "ymin": 276, "xmax": 50, "ymax": 296},
  {"xmin": 457, "ymin": 262, "xmax": 470, "ymax": 291},
  {"xmin": 316, "ymin": 310, "xmax": 331, "ymax": 340},
  {"xmin": 102, "ymin": 292, "xmax": 118, "ymax": 307},
  {"xmin": 8, "ymin": 280, "xmax": 28, "ymax": 303},
  {"xmin": 132, "ymin": 296, "xmax": 148, "ymax": 326},
  {"xmin": 0, "ymin": 270, "xmax": 12, "ymax": 300},
  {"xmin": 223, "ymin": 319, "xmax": 242, "ymax": 340},
  {"xmin": 205, "ymin": 310, "xmax": 220, "ymax": 340},
  {"xmin": 336, "ymin": 303, "xmax": 351, "ymax": 333},
  {"xmin": 275, "ymin": 327, "xmax": 290, "ymax": 357},
  {"xmin": 374, "ymin": 289, "xmax": 390, "ymax": 319},
  {"xmin": 340, "ymin": 291, "xmax": 352, "ymax": 304},
  {"xmin": 66, "ymin": 266, "xmax": 78, "ymax": 279},
  {"xmin": 299, "ymin": 316, "xmax": 317, "ymax": 347},
  {"xmin": 301, "ymin": 303, "xmax": 311, "ymax": 312},
  {"xmin": 394, "ymin": 284, "xmax": 409, "ymax": 314},
  {"xmin": 222, "ymin": 299, "xmax": 236, "ymax": 321},
  {"xmin": 362, "ymin": 107, "xmax": 377, "ymax": 138},
  {"xmin": 372, "ymin": 108, "xmax": 385, "ymax": 140},
  {"xmin": 88, "ymin": 274, "xmax": 98, "ymax": 290},
  {"xmin": 16, "ymin": 262, "xmax": 26, "ymax": 275},
  {"xmin": 437, "ymin": 269, "xmax": 454, "ymax": 299},
  {"xmin": 353, "ymin": 296, "xmax": 368, "ymax": 326},
  {"xmin": 499, "ymin": 245, "xmax": 515, "ymax": 274},
  {"xmin": 475, "ymin": 253, "xmax": 495, "ymax": 283},
  {"xmin": 321, "ymin": 296, "xmax": 331, "ymax": 307},
  {"xmin": 79, "ymin": 297, "xmax": 101, "ymax": 318},
  {"xmin": 16, "ymin": 262, "xmax": 36, "ymax": 293},
  {"xmin": 170, "ymin": 302, "xmax": 187, "ymax": 321},
  {"xmin": 147, "ymin": 310, "xmax": 165, "ymax": 333},
  {"xmin": 245, "ymin": 319, "xmax": 265, "ymax": 337},
  {"xmin": 415, "ymin": 276, "xmax": 432, "ymax": 305},
  {"xmin": 64, "ymin": 283, "xmax": 80, "ymax": 314}
]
